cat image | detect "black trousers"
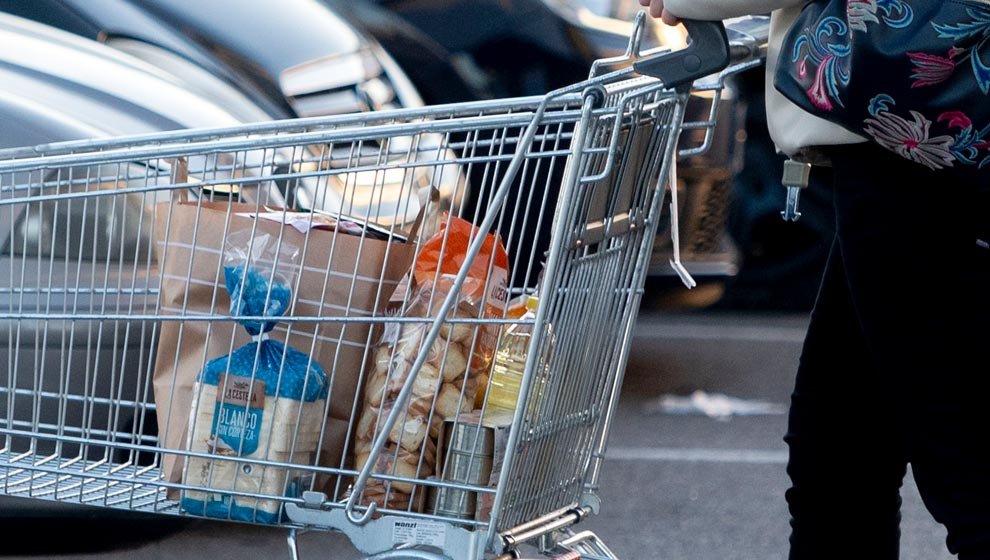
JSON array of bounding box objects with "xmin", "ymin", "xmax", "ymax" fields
[{"xmin": 785, "ymin": 143, "xmax": 990, "ymax": 559}]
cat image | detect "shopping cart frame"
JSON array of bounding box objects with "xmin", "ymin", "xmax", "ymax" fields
[{"xmin": 0, "ymin": 12, "xmax": 767, "ymax": 560}]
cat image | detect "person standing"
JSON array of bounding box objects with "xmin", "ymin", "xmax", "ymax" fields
[{"xmin": 643, "ymin": 1, "xmax": 990, "ymax": 558}]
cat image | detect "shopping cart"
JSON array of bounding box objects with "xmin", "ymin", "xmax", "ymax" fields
[{"xmin": 0, "ymin": 13, "xmax": 766, "ymax": 560}]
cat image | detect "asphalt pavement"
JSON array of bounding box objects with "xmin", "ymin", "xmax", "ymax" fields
[{"xmin": 2, "ymin": 308, "xmax": 955, "ymax": 559}]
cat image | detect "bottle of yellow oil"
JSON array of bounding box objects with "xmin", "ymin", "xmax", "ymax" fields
[{"xmin": 485, "ymin": 296, "xmax": 540, "ymax": 413}]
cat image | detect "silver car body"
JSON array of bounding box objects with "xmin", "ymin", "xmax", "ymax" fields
[{"xmin": 0, "ymin": 14, "xmax": 337, "ymax": 515}]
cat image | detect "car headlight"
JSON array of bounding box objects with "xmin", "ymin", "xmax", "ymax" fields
[
  {"xmin": 279, "ymin": 50, "xmax": 402, "ymax": 116},
  {"xmin": 286, "ymin": 140, "xmax": 465, "ymax": 232}
]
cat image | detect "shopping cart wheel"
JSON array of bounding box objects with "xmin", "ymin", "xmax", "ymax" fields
[
  {"xmin": 364, "ymin": 552, "xmax": 452, "ymax": 560},
  {"xmin": 550, "ymin": 530, "xmax": 619, "ymax": 560},
  {"xmin": 287, "ymin": 531, "xmax": 453, "ymax": 560}
]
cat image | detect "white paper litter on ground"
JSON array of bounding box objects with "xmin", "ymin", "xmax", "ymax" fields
[{"xmin": 644, "ymin": 390, "xmax": 787, "ymax": 421}]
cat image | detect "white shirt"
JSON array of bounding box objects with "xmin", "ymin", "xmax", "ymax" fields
[{"xmin": 663, "ymin": 0, "xmax": 866, "ymax": 158}]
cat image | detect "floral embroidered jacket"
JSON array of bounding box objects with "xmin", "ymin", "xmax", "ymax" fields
[{"xmin": 663, "ymin": 0, "xmax": 866, "ymax": 160}]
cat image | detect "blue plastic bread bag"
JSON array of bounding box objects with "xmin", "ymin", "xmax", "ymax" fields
[{"xmin": 181, "ymin": 230, "xmax": 329, "ymax": 524}]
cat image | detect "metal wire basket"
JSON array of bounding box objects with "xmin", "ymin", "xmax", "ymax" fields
[{"xmin": 0, "ymin": 13, "xmax": 767, "ymax": 560}]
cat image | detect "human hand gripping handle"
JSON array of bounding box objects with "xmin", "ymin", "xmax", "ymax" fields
[
  {"xmin": 639, "ymin": 0, "xmax": 681, "ymax": 25},
  {"xmin": 632, "ymin": 14, "xmax": 729, "ymax": 90}
]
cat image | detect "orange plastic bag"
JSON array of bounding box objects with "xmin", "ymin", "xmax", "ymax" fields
[{"xmin": 413, "ymin": 213, "xmax": 509, "ymax": 320}]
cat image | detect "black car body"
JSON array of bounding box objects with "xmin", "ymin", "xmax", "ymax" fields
[
  {"xmin": 360, "ymin": 0, "xmax": 747, "ymax": 286},
  {"xmin": 358, "ymin": 0, "xmax": 636, "ymax": 99},
  {"xmin": 367, "ymin": 1, "xmax": 824, "ymax": 305}
]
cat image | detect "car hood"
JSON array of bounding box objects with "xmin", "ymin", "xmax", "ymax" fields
[
  {"xmin": 126, "ymin": 0, "xmax": 363, "ymax": 72},
  {"xmin": 0, "ymin": 13, "xmax": 246, "ymax": 149},
  {"xmin": 0, "ymin": 13, "xmax": 450, "ymax": 228},
  {"xmin": 57, "ymin": 0, "xmax": 367, "ymax": 103}
]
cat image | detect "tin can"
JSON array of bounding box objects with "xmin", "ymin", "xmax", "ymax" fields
[{"xmin": 429, "ymin": 416, "xmax": 495, "ymax": 519}]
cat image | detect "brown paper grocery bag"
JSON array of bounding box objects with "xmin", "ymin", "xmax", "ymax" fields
[{"xmin": 152, "ymin": 199, "xmax": 420, "ymax": 498}]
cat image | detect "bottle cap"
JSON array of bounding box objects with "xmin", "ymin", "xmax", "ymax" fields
[{"xmin": 525, "ymin": 295, "xmax": 539, "ymax": 311}]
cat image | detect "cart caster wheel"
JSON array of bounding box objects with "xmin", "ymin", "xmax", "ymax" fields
[
  {"xmin": 364, "ymin": 552, "xmax": 452, "ymax": 560},
  {"xmin": 287, "ymin": 531, "xmax": 453, "ymax": 560}
]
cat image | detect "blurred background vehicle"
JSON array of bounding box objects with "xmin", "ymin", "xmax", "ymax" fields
[
  {"xmin": 0, "ymin": 0, "xmax": 466, "ymax": 228},
  {"xmin": 408, "ymin": 0, "xmax": 827, "ymax": 309},
  {"xmin": 350, "ymin": 0, "xmax": 831, "ymax": 308},
  {"xmin": 0, "ymin": 13, "xmax": 269, "ymax": 146},
  {"xmin": 336, "ymin": 0, "xmax": 750, "ymax": 301},
  {"xmin": 0, "ymin": 4, "xmax": 470, "ymax": 518},
  {"xmin": 0, "ymin": 0, "xmax": 426, "ymax": 118},
  {"xmin": 0, "ymin": 10, "xmax": 283, "ymax": 520},
  {"xmin": 2, "ymin": 0, "xmax": 801, "ymax": 306},
  {"xmin": 569, "ymin": 0, "xmax": 832, "ymax": 309}
]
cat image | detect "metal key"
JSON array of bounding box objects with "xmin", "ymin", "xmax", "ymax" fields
[{"xmin": 780, "ymin": 159, "xmax": 811, "ymax": 222}]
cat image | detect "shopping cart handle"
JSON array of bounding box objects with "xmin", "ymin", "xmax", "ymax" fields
[{"xmin": 633, "ymin": 19, "xmax": 729, "ymax": 89}]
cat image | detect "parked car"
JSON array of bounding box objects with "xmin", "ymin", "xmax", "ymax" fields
[
  {"xmin": 0, "ymin": 0, "xmax": 465, "ymax": 227},
  {"xmin": 357, "ymin": 0, "xmax": 748, "ymax": 300},
  {"xmin": 319, "ymin": 0, "xmax": 487, "ymax": 105},
  {"xmin": 358, "ymin": 0, "xmax": 632, "ymax": 98},
  {"xmin": 0, "ymin": 11, "xmax": 287, "ymax": 520},
  {"xmin": 0, "ymin": 0, "xmax": 423, "ymax": 118},
  {"xmin": 373, "ymin": 0, "xmax": 823, "ymax": 308}
]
